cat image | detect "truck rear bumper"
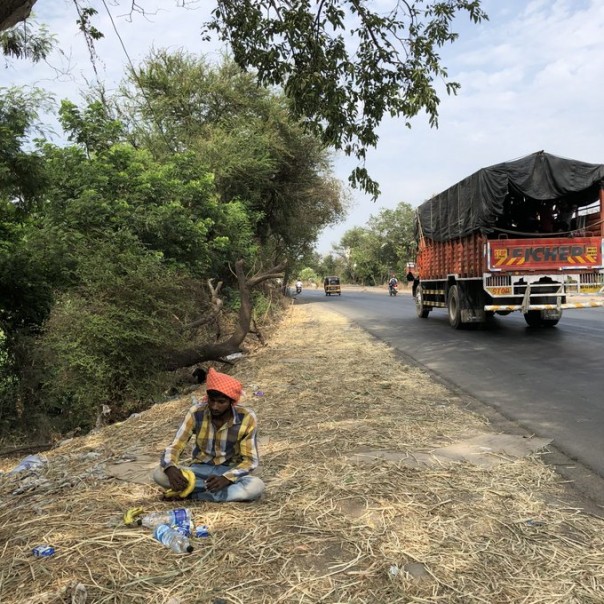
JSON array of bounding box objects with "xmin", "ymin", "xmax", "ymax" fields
[{"xmin": 485, "ymin": 301, "xmax": 604, "ymax": 312}]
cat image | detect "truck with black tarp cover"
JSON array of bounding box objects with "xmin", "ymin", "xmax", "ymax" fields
[{"xmin": 412, "ymin": 151, "xmax": 604, "ymax": 328}]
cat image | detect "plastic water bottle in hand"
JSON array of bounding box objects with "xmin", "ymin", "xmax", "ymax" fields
[
  {"xmin": 153, "ymin": 524, "xmax": 194, "ymax": 554},
  {"xmin": 139, "ymin": 508, "xmax": 192, "ymax": 528}
]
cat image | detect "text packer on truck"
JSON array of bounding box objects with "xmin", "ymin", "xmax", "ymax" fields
[{"xmin": 412, "ymin": 151, "xmax": 604, "ymax": 328}]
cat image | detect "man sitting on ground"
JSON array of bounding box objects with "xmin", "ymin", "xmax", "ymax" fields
[{"xmin": 152, "ymin": 367, "xmax": 265, "ymax": 502}]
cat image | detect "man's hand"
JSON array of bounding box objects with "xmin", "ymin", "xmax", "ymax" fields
[
  {"xmin": 164, "ymin": 466, "xmax": 190, "ymax": 492},
  {"xmin": 205, "ymin": 475, "xmax": 231, "ymax": 492}
]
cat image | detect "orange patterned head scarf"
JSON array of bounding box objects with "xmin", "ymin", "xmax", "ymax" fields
[{"xmin": 206, "ymin": 367, "xmax": 243, "ymax": 403}]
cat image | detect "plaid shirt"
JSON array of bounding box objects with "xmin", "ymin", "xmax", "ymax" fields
[{"xmin": 160, "ymin": 397, "xmax": 260, "ymax": 483}]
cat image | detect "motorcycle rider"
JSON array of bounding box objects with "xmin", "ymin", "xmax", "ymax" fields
[
  {"xmin": 295, "ymin": 279, "xmax": 303, "ymax": 294},
  {"xmin": 388, "ymin": 274, "xmax": 398, "ymax": 296}
]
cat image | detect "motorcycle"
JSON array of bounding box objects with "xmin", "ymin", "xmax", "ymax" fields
[
  {"xmin": 388, "ymin": 283, "xmax": 398, "ymax": 296},
  {"xmin": 295, "ymin": 283, "xmax": 302, "ymax": 294}
]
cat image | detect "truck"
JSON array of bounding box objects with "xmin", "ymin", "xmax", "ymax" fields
[{"xmin": 412, "ymin": 151, "xmax": 604, "ymax": 328}]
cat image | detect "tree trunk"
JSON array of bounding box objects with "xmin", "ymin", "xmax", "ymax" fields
[
  {"xmin": 0, "ymin": 0, "xmax": 37, "ymax": 31},
  {"xmin": 163, "ymin": 259, "xmax": 286, "ymax": 371}
]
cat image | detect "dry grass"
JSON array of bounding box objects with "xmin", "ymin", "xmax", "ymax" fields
[{"xmin": 1, "ymin": 303, "xmax": 603, "ymax": 603}]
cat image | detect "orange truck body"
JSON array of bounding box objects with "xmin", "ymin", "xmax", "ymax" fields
[{"xmin": 413, "ymin": 152, "xmax": 604, "ymax": 328}]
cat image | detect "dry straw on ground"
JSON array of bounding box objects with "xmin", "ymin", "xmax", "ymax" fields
[{"xmin": 1, "ymin": 302, "xmax": 603, "ymax": 603}]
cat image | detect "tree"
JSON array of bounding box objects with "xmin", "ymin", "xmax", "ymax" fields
[
  {"xmin": 205, "ymin": 1, "xmax": 487, "ymax": 198},
  {"xmin": 2, "ymin": 73, "xmax": 344, "ymax": 433},
  {"xmin": 367, "ymin": 202, "xmax": 417, "ymax": 272},
  {"xmin": 0, "ymin": 88, "xmax": 50, "ymax": 211},
  {"xmin": 59, "ymin": 100, "xmax": 124, "ymax": 157},
  {"xmin": 2, "ymin": 1, "xmax": 486, "ymax": 199},
  {"xmin": 5, "ymin": 134, "xmax": 283, "ymax": 433},
  {"xmin": 334, "ymin": 202, "xmax": 416, "ymax": 284},
  {"xmin": 115, "ymin": 52, "xmax": 347, "ymax": 262},
  {"xmin": 0, "ymin": 20, "xmax": 54, "ymax": 62},
  {"xmin": 0, "ymin": 88, "xmax": 54, "ymax": 337}
]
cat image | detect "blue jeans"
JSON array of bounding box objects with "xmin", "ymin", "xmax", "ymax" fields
[{"xmin": 152, "ymin": 464, "xmax": 265, "ymax": 502}]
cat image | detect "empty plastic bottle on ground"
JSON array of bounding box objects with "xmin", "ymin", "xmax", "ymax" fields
[
  {"xmin": 139, "ymin": 508, "xmax": 192, "ymax": 528},
  {"xmin": 153, "ymin": 524, "xmax": 194, "ymax": 554},
  {"xmin": 173, "ymin": 519, "xmax": 194, "ymax": 537}
]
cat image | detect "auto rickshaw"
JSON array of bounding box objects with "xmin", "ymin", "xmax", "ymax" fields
[{"xmin": 323, "ymin": 275, "xmax": 341, "ymax": 296}]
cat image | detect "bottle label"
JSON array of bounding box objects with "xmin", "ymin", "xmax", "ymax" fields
[
  {"xmin": 173, "ymin": 521, "xmax": 193, "ymax": 537},
  {"xmin": 172, "ymin": 508, "xmax": 188, "ymax": 525},
  {"xmin": 154, "ymin": 524, "xmax": 170, "ymax": 541}
]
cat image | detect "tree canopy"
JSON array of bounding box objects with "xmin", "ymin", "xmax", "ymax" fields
[
  {"xmin": 205, "ymin": 0, "xmax": 487, "ymax": 198},
  {"xmin": 114, "ymin": 51, "xmax": 347, "ymax": 261},
  {"xmin": 329, "ymin": 202, "xmax": 416, "ymax": 285},
  {"xmin": 2, "ymin": 1, "xmax": 486, "ymax": 199},
  {"xmin": 0, "ymin": 56, "xmax": 347, "ymax": 437}
]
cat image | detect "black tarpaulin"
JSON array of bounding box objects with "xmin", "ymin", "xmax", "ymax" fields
[{"xmin": 415, "ymin": 151, "xmax": 604, "ymax": 242}]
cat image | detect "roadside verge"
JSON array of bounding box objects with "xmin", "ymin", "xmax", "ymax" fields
[{"xmin": 0, "ymin": 303, "xmax": 603, "ymax": 603}]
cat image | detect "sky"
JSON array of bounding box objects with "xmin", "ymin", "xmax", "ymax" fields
[{"xmin": 3, "ymin": 0, "xmax": 604, "ymax": 254}]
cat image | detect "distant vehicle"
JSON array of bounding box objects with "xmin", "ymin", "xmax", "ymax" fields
[
  {"xmin": 412, "ymin": 151, "xmax": 604, "ymax": 328},
  {"xmin": 388, "ymin": 282, "xmax": 398, "ymax": 296},
  {"xmin": 323, "ymin": 275, "xmax": 341, "ymax": 296},
  {"xmin": 295, "ymin": 280, "xmax": 303, "ymax": 294}
]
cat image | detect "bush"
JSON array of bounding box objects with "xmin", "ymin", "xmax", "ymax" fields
[{"xmin": 32, "ymin": 238, "xmax": 202, "ymax": 432}]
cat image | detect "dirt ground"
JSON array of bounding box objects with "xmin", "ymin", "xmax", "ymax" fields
[{"xmin": 0, "ymin": 302, "xmax": 603, "ymax": 604}]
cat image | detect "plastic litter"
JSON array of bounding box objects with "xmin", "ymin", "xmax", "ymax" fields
[
  {"xmin": 253, "ymin": 390, "xmax": 265, "ymax": 397},
  {"xmin": 388, "ymin": 564, "xmax": 400, "ymax": 578},
  {"xmin": 525, "ymin": 519, "xmax": 545, "ymax": 527},
  {"xmin": 153, "ymin": 524, "xmax": 194, "ymax": 554},
  {"xmin": 173, "ymin": 519, "xmax": 195, "ymax": 537},
  {"xmin": 195, "ymin": 525, "xmax": 210, "ymax": 538},
  {"xmin": 32, "ymin": 545, "xmax": 55, "ymax": 557},
  {"xmin": 8, "ymin": 454, "xmax": 48, "ymax": 475},
  {"xmin": 139, "ymin": 508, "xmax": 192, "ymax": 529},
  {"xmin": 12, "ymin": 476, "xmax": 52, "ymax": 495},
  {"xmin": 70, "ymin": 582, "xmax": 88, "ymax": 604}
]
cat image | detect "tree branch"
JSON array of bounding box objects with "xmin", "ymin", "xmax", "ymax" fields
[{"xmin": 162, "ymin": 259, "xmax": 286, "ymax": 371}]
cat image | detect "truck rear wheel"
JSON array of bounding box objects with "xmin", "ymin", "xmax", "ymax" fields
[
  {"xmin": 524, "ymin": 311, "xmax": 560, "ymax": 327},
  {"xmin": 415, "ymin": 285, "xmax": 430, "ymax": 318},
  {"xmin": 524, "ymin": 311, "xmax": 541, "ymax": 327},
  {"xmin": 448, "ymin": 285, "xmax": 462, "ymax": 329}
]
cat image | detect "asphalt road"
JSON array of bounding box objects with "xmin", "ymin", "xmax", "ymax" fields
[{"xmin": 298, "ymin": 286, "xmax": 604, "ymax": 506}]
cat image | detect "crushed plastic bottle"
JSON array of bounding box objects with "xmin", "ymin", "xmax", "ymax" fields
[
  {"xmin": 139, "ymin": 508, "xmax": 192, "ymax": 529},
  {"xmin": 153, "ymin": 524, "xmax": 194, "ymax": 554},
  {"xmin": 173, "ymin": 519, "xmax": 194, "ymax": 538}
]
